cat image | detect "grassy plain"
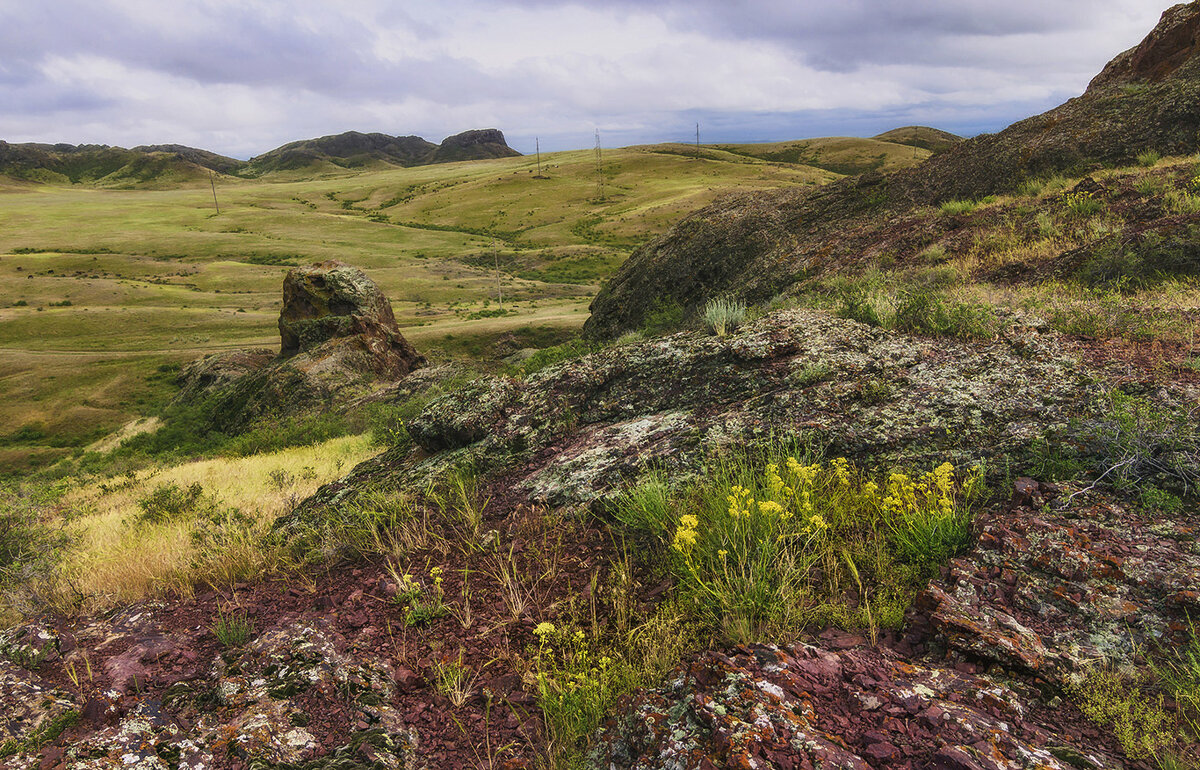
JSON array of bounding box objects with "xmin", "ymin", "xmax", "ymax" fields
[{"xmin": 0, "ymin": 137, "xmax": 922, "ymax": 469}]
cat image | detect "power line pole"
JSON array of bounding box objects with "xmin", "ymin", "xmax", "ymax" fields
[
  {"xmin": 492, "ymin": 234, "xmax": 503, "ymax": 310},
  {"xmin": 209, "ymin": 170, "xmax": 220, "ymax": 215},
  {"xmin": 594, "ymin": 129, "xmax": 605, "ymax": 201},
  {"xmin": 695, "ymin": 122, "xmax": 700, "ymax": 160},
  {"xmin": 536, "ymin": 137, "xmax": 542, "ymax": 177}
]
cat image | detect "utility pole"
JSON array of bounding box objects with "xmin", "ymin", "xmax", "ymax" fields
[
  {"xmin": 536, "ymin": 137, "xmax": 542, "ymax": 177},
  {"xmin": 209, "ymin": 170, "xmax": 220, "ymax": 215},
  {"xmin": 594, "ymin": 129, "xmax": 605, "ymax": 201},
  {"xmin": 492, "ymin": 235, "xmax": 503, "ymax": 310},
  {"xmin": 695, "ymin": 122, "xmax": 700, "ymax": 160}
]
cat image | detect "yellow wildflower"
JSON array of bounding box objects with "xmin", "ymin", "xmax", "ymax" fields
[
  {"xmin": 534, "ymin": 622, "xmax": 556, "ymax": 639},
  {"xmin": 758, "ymin": 500, "xmax": 785, "ymax": 516}
]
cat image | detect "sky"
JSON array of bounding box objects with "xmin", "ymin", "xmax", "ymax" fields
[{"xmin": 0, "ymin": 1, "xmax": 1172, "ymax": 159}]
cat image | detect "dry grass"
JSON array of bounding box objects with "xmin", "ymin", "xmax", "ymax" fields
[{"xmin": 47, "ymin": 435, "xmax": 375, "ymax": 611}]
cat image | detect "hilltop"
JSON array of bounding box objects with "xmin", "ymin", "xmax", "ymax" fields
[
  {"xmin": 0, "ymin": 128, "xmax": 522, "ymax": 186},
  {"xmin": 871, "ymin": 125, "xmax": 962, "ymax": 153},
  {"xmin": 0, "ymin": 141, "xmax": 239, "ymax": 187},
  {"xmin": 241, "ymin": 128, "xmax": 522, "ymax": 176}
]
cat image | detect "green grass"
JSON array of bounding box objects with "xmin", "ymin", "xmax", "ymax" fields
[
  {"xmin": 212, "ymin": 609, "xmax": 256, "ymax": 647},
  {"xmin": 0, "ymin": 145, "xmax": 835, "ymax": 471}
]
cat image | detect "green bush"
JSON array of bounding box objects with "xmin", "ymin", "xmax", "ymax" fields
[
  {"xmin": 0, "ymin": 483, "xmax": 68, "ymax": 620},
  {"xmin": 136, "ymin": 482, "xmax": 207, "ymax": 524},
  {"xmin": 1076, "ymin": 227, "xmax": 1200, "ymax": 290},
  {"xmin": 1072, "ymin": 666, "xmax": 1171, "ymax": 760}
]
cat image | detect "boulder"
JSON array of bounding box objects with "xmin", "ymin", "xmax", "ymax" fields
[{"xmin": 278, "ymin": 260, "xmax": 424, "ymax": 378}]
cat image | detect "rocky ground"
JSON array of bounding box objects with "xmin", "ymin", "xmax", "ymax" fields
[{"xmin": 4, "ymin": 296, "xmax": 1199, "ymax": 767}]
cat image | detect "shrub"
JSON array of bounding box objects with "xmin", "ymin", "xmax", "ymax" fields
[
  {"xmin": 0, "ymin": 483, "xmax": 68, "ymax": 621},
  {"xmin": 1076, "ymin": 227, "xmax": 1200, "ymax": 290},
  {"xmin": 939, "ymin": 199, "xmax": 977, "ymax": 216},
  {"xmin": 613, "ymin": 451, "xmax": 984, "ymax": 643},
  {"xmin": 1152, "ymin": 622, "xmax": 1200, "ymax": 738},
  {"xmin": 136, "ymin": 482, "xmax": 206, "ymax": 524},
  {"xmin": 1085, "ymin": 390, "xmax": 1200, "ymax": 493},
  {"xmin": 1072, "ymin": 666, "xmax": 1171, "ymax": 759},
  {"xmin": 534, "ymin": 623, "xmax": 638, "ymax": 761},
  {"xmin": 702, "ymin": 297, "xmax": 746, "ymax": 337}
]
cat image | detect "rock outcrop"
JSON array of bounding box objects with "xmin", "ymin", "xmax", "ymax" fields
[
  {"xmin": 287, "ymin": 306, "xmax": 1091, "ymax": 532},
  {"xmin": 174, "ymin": 261, "xmax": 422, "ymax": 435},
  {"xmin": 278, "ymin": 260, "xmax": 424, "ymax": 378},
  {"xmin": 585, "ymin": 1, "xmax": 1200, "ymax": 339},
  {"xmin": 427, "ymin": 129, "xmax": 521, "ymax": 164}
]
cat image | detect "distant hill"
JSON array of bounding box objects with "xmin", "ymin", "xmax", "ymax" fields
[
  {"xmin": 872, "ymin": 126, "xmax": 962, "ymax": 154},
  {"xmin": 243, "ymin": 128, "xmax": 521, "ymax": 175},
  {"xmin": 0, "ymin": 141, "xmax": 237, "ymax": 186},
  {"xmin": 0, "ymin": 128, "xmax": 522, "ymax": 186},
  {"xmin": 640, "ymin": 135, "xmax": 933, "ymax": 176}
]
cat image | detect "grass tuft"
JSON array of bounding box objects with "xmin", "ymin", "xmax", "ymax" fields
[
  {"xmin": 212, "ymin": 608, "xmax": 255, "ymax": 648},
  {"xmin": 702, "ymin": 297, "xmax": 747, "ymax": 337}
]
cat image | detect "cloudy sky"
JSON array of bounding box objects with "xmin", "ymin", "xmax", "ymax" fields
[{"xmin": 0, "ymin": 1, "xmax": 1170, "ymax": 158}]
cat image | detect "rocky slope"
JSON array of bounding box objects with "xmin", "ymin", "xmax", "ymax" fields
[{"xmin": 585, "ymin": 1, "xmax": 1200, "ymax": 339}]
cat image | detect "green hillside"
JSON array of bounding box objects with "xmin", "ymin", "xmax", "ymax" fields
[{"xmin": 0, "ymin": 143, "xmax": 831, "ymax": 470}]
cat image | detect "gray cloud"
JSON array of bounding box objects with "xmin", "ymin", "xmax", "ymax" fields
[{"xmin": 0, "ymin": 0, "xmax": 1169, "ymax": 157}]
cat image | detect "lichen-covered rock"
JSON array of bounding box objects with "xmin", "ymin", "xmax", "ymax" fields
[
  {"xmin": 279, "ymin": 261, "xmax": 422, "ymax": 380},
  {"xmin": 594, "ymin": 643, "xmax": 1121, "ymax": 769},
  {"xmin": 392, "ymin": 308, "xmax": 1092, "ymax": 508},
  {"xmin": 920, "ymin": 481, "xmax": 1200, "ymax": 684},
  {"xmin": 0, "ymin": 659, "xmax": 76, "ymax": 767}
]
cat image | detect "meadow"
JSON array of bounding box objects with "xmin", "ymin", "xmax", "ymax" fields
[{"xmin": 0, "ymin": 137, "xmax": 926, "ymax": 471}]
